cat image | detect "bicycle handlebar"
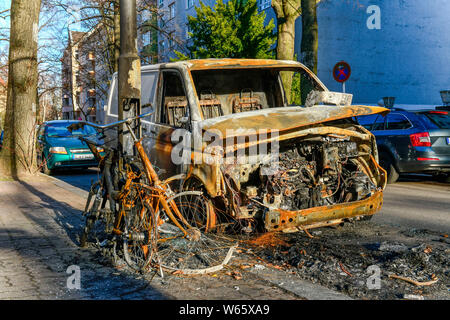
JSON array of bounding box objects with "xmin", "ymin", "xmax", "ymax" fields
[{"xmin": 67, "ymin": 111, "xmax": 154, "ymax": 133}]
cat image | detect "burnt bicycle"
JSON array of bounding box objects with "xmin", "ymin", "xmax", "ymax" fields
[{"xmin": 70, "ymin": 113, "xmax": 235, "ymax": 274}]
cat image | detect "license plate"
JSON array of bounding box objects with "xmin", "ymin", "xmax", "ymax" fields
[{"xmin": 73, "ymin": 153, "xmax": 94, "ymax": 160}]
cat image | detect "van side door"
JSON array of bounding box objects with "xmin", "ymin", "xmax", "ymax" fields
[
  {"xmin": 104, "ymin": 70, "xmax": 159, "ymax": 153},
  {"xmin": 142, "ymin": 69, "xmax": 192, "ymax": 181}
]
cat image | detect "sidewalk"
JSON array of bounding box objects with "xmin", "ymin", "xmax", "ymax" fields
[
  {"xmin": 0, "ymin": 176, "xmax": 168, "ymax": 299},
  {"xmin": 0, "ymin": 175, "xmax": 351, "ymax": 300}
]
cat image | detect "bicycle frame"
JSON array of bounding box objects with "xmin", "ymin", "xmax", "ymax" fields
[{"xmin": 75, "ymin": 113, "xmax": 200, "ymax": 240}]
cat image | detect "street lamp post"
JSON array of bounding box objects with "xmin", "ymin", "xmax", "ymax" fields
[{"xmin": 118, "ymin": 0, "xmax": 141, "ymax": 156}]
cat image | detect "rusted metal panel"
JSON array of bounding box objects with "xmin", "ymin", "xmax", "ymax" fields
[
  {"xmin": 200, "ymin": 105, "xmax": 389, "ymax": 138},
  {"xmin": 264, "ymin": 190, "xmax": 384, "ymax": 232}
]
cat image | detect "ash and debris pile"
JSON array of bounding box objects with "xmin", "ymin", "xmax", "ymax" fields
[{"xmin": 244, "ymin": 222, "xmax": 450, "ymax": 300}]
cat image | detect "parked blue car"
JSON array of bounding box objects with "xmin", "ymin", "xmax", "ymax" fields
[
  {"xmin": 36, "ymin": 120, "xmax": 105, "ymax": 174},
  {"xmin": 357, "ymin": 108, "xmax": 450, "ymax": 183}
]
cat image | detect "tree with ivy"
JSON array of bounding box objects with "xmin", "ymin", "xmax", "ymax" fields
[
  {"xmin": 272, "ymin": 0, "xmax": 319, "ymax": 104},
  {"xmin": 177, "ymin": 0, "xmax": 276, "ymax": 60},
  {"xmin": 1, "ymin": 0, "xmax": 42, "ymax": 177}
]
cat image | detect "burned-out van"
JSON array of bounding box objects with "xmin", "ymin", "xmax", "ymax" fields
[{"xmin": 104, "ymin": 59, "xmax": 388, "ymax": 232}]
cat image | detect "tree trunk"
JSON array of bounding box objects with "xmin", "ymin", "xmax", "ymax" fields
[
  {"xmin": 113, "ymin": 0, "xmax": 120, "ymax": 73},
  {"xmin": 272, "ymin": 0, "xmax": 301, "ymax": 104},
  {"xmin": 300, "ymin": 0, "xmax": 318, "ymax": 73},
  {"xmin": 300, "ymin": 0, "xmax": 318, "ymax": 103},
  {"xmin": 0, "ymin": 0, "xmax": 42, "ymax": 178},
  {"xmin": 276, "ymin": 16, "xmax": 297, "ymax": 103}
]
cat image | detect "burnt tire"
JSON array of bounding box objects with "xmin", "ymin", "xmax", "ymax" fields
[
  {"xmin": 359, "ymin": 214, "xmax": 374, "ymax": 221},
  {"xmin": 379, "ymin": 152, "xmax": 399, "ymax": 184},
  {"xmin": 80, "ymin": 182, "xmax": 104, "ymax": 247},
  {"xmin": 80, "ymin": 216, "xmax": 95, "ymax": 247},
  {"xmin": 154, "ymin": 191, "xmax": 232, "ymax": 274},
  {"xmin": 123, "ymin": 202, "xmax": 157, "ymax": 273}
]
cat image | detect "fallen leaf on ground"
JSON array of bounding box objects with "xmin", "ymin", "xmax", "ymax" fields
[
  {"xmin": 272, "ymin": 265, "xmax": 283, "ymax": 270},
  {"xmin": 172, "ymin": 270, "xmax": 184, "ymax": 275}
]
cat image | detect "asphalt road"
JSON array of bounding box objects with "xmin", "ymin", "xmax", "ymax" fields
[
  {"xmin": 373, "ymin": 176, "xmax": 450, "ymax": 234},
  {"xmin": 50, "ymin": 169, "xmax": 450, "ymax": 234},
  {"xmin": 51, "ymin": 167, "xmax": 100, "ymax": 192}
]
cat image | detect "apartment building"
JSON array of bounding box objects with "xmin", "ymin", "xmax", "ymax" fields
[
  {"xmin": 61, "ymin": 26, "xmax": 111, "ymax": 123},
  {"xmin": 62, "ymin": 1, "xmax": 160, "ymax": 122},
  {"xmin": 138, "ymin": 1, "xmax": 159, "ymax": 65},
  {"xmin": 155, "ymin": 0, "xmax": 450, "ymax": 106}
]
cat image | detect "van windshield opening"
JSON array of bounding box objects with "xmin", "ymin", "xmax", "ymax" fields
[{"xmin": 191, "ymin": 68, "xmax": 323, "ymax": 120}]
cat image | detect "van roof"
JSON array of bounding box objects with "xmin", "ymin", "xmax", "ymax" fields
[
  {"xmin": 137, "ymin": 58, "xmax": 324, "ymax": 89},
  {"xmin": 140, "ymin": 58, "xmax": 306, "ymax": 72}
]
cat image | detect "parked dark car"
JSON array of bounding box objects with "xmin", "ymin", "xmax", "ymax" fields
[
  {"xmin": 36, "ymin": 120, "xmax": 105, "ymax": 174},
  {"xmin": 358, "ymin": 108, "xmax": 450, "ymax": 183}
]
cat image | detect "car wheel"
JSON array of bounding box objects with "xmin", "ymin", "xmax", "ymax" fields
[
  {"xmin": 435, "ymin": 173, "xmax": 450, "ymax": 183},
  {"xmin": 379, "ymin": 152, "xmax": 399, "ymax": 184}
]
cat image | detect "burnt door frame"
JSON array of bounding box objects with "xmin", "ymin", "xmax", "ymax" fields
[{"xmin": 145, "ymin": 68, "xmax": 193, "ymax": 180}]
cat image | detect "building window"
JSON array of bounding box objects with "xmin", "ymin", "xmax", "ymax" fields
[
  {"xmin": 142, "ymin": 9, "xmax": 151, "ymax": 21},
  {"xmin": 258, "ymin": 0, "xmax": 271, "ymax": 10},
  {"xmin": 169, "ymin": 2, "xmax": 175, "ymax": 20},
  {"xmin": 186, "ymin": 0, "xmax": 194, "ymax": 9},
  {"xmin": 159, "ymin": 0, "xmax": 164, "ymax": 7},
  {"xmin": 169, "ymin": 33, "xmax": 174, "ymax": 49},
  {"xmin": 186, "ymin": 24, "xmax": 191, "ymax": 39},
  {"xmin": 160, "ymin": 40, "xmax": 165, "ymax": 53},
  {"xmin": 143, "ymin": 32, "xmax": 151, "ymax": 46}
]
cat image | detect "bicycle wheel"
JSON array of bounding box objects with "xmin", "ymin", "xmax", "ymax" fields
[
  {"xmin": 155, "ymin": 191, "xmax": 237, "ymax": 275},
  {"xmin": 80, "ymin": 181, "xmax": 109, "ymax": 247},
  {"xmin": 123, "ymin": 192, "xmax": 158, "ymax": 272}
]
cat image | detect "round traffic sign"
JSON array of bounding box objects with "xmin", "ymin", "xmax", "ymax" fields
[{"xmin": 333, "ymin": 61, "xmax": 351, "ymax": 83}]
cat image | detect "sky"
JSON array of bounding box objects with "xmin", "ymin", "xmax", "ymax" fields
[
  {"xmin": 0, "ymin": 0, "xmax": 10, "ymax": 33},
  {"xmin": 0, "ymin": 0, "xmax": 84, "ymax": 54},
  {"xmin": 0, "ymin": 0, "xmax": 10, "ymax": 63},
  {"xmin": 0, "ymin": 0, "xmax": 88, "ymax": 91}
]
